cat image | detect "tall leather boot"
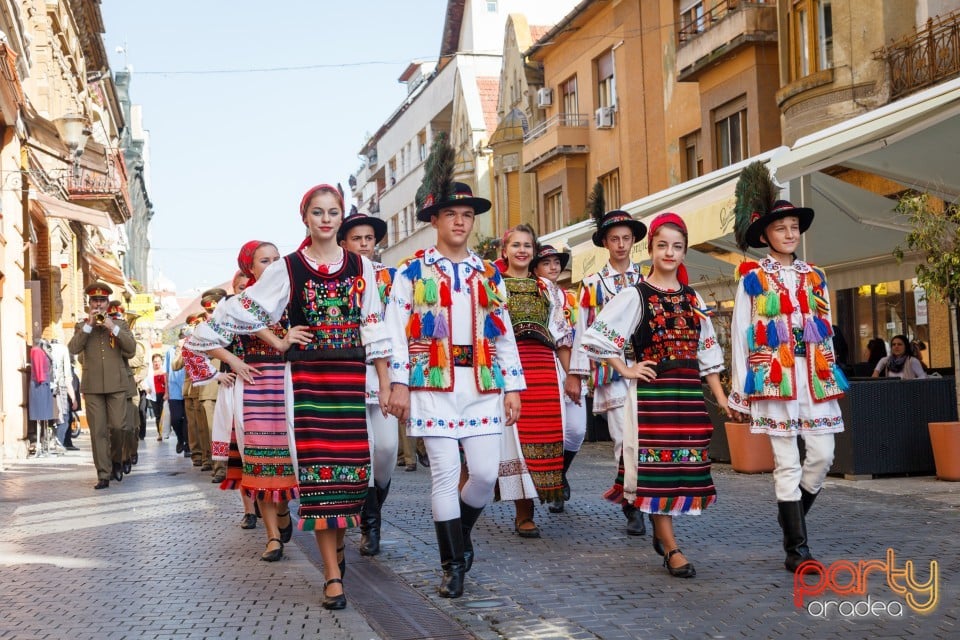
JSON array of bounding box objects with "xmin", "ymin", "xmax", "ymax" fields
[
  {"xmin": 800, "ymin": 486, "xmax": 818, "ymax": 515},
  {"xmin": 778, "ymin": 501, "xmax": 815, "ymax": 573},
  {"xmin": 623, "ymin": 503, "xmax": 646, "ymax": 536},
  {"xmin": 459, "ymin": 499, "xmax": 484, "ymax": 573},
  {"xmin": 435, "ymin": 519, "xmax": 466, "ymax": 598},
  {"xmin": 358, "ymin": 487, "xmax": 381, "ymax": 556},
  {"xmin": 549, "ymin": 449, "xmax": 578, "ymax": 513}
]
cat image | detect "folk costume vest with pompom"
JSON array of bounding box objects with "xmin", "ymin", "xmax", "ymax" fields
[
  {"xmin": 399, "ymin": 249, "xmax": 510, "ymax": 394},
  {"xmin": 738, "ymin": 257, "xmax": 848, "ymax": 402}
]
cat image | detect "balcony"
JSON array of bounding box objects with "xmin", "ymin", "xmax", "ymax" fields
[
  {"xmin": 877, "ymin": 9, "xmax": 960, "ymax": 100},
  {"xmin": 676, "ymin": 1, "xmax": 777, "ymax": 82},
  {"xmin": 64, "ymin": 150, "xmax": 132, "ymax": 223},
  {"xmin": 522, "ymin": 114, "xmax": 590, "ymax": 172}
]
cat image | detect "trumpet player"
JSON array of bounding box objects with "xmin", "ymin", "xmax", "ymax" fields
[{"xmin": 69, "ymin": 282, "xmax": 137, "ymax": 489}]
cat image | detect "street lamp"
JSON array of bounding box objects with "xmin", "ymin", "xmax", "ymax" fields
[{"xmin": 53, "ymin": 113, "xmax": 91, "ymax": 175}]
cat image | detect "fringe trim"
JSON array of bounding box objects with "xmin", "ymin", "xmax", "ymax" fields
[
  {"xmin": 603, "ymin": 484, "xmax": 717, "ymax": 515},
  {"xmin": 219, "ymin": 479, "xmax": 241, "ymax": 491},
  {"xmin": 297, "ymin": 514, "xmax": 360, "ymax": 531},
  {"xmin": 243, "ymin": 487, "xmax": 300, "ymax": 503}
]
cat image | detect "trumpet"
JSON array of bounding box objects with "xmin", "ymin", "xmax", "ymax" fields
[{"xmin": 94, "ymin": 313, "xmax": 105, "ymax": 326}]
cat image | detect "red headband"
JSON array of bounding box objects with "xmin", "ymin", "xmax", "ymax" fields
[
  {"xmin": 237, "ymin": 240, "xmax": 266, "ymax": 279},
  {"xmin": 298, "ymin": 184, "xmax": 344, "ymax": 251},
  {"xmin": 648, "ymin": 212, "xmax": 689, "ymax": 286}
]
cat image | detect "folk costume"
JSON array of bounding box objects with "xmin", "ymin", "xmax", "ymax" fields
[
  {"xmin": 187, "ymin": 232, "xmax": 390, "ymax": 532},
  {"xmin": 385, "ymin": 133, "xmax": 525, "ymax": 599},
  {"xmin": 581, "ymin": 246, "xmax": 724, "ymax": 518},
  {"xmin": 728, "ymin": 161, "xmax": 846, "ymax": 573},
  {"xmin": 200, "ymin": 289, "xmax": 233, "ymax": 484},
  {"xmin": 339, "ymin": 210, "xmax": 399, "ymax": 556}
]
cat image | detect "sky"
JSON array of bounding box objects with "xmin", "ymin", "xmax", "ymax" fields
[{"xmin": 101, "ymin": 1, "xmax": 448, "ymax": 294}]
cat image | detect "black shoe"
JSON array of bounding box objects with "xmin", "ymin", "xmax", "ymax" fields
[
  {"xmin": 435, "ymin": 519, "xmax": 466, "ymax": 598},
  {"xmin": 278, "ymin": 510, "xmax": 293, "ymax": 543},
  {"xmin": 94, "ymin": 479, "xmax": 109, "ymax": 490},
  {"xmin": 322, "ymin": 578, "xmax": 347, "ymax": 610},
  {"xmin": 131, "ymin": 453, "xmax": 139, "ymax": 465},
  {"xmin": 548, "ymin": 499, "xmax": 564, "ymax": 514},
  {"xmin": 176, "ymin": 442, "xmax": 184, "ymax": 453},
  {"xmin": 664, "ymin": 548, "xmax": 696, "ymax": 578},
  {"xmin": 404, "ymin": 463, "xmax": 417, "ymax": 472},
  {"xmin": 649, "ymin": 514, "xmax": 664, "ymax": 556},
  {"xmin": 122, "ymin": 460, "xmax": 132, "ymax": 475},
  {"xmin": 259, "ymin": 538, "xmax": 283, "ymax": 562},
  {"xmin": 358, "ymin": 487, "xmax": 381, "ymax": 556},
  {"xmin": 624, "ymin": 505, "xmax": 646, "ymax": 536},
  {"xmin": 66, "ymin": 445, "xmax": 80, "ymax": 451},
  {"xmin": 211, "ymin": 473, "xmax": 226, "ymax": 483},
  {"xmin": 416, "ymin": 450, "xmax": 430, "ymax": 468},
  {"xmin": 112, "ymin": 462, "xmax": 124, "ymax": 482},
  {"xmin": 240, "ymin": 513, "xmax": 257, "ymax": 529},
  {"xmin": 778, "ymin": 501, "xmax": 815, "ymax": 573},
  {"xmin": 200, "ymin": 462, "xmax": 213, "ymax": 471},
  {"xmin": 183, "ymin": 450, "xmax": 191, "ymax": 458}
]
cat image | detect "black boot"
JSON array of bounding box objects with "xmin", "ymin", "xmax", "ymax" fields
[
  {"xmin": 435, "ymin": 519, "xmax": 466, "ymax": 598},
  {"xmin": 459, "ymin": 500, "xmax": 484, "ymax": 573},
  {"xmin": 800, "ymin": 486, "xmax": 818, "ymax": 515},
  {"xmin": 623, "ymin": 503, "xmax": 646, "ymax": 536},
  {"xmin": 358, "ymin": 487, "xmax": 381, "ymax": 556},
  {"xmin": 561, "ymin": 449, "xmax": 576, "ymax": 501},
  {"xmin": 778, "ymin": 501, "xmax": 815, "ymax": 573}
]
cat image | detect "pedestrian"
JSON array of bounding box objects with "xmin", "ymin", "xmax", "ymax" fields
[
  {"xmin": 565, "ymin": 182, "xmax": 648, "ymax": 537},
  {"xmin": 185, "ymin": 184, "xmax": 392, "ymax": 611},
  {"xmin": 68, "ymin": 282, "xmax": 137, "ymax": 489},
  {"xmin": 865, "ymin": 337, "xmax": 887, "ymax": 372},
  {"xmin": 728, "ymin": 162, "xmax": 847, "ymax": 573},
  {"xmin": 498, "ymin": 226, "xmax": 572, "ymax": 538},
  {"xmin": 338, "ymin": 209, "xmax": 399, "ymax": 557},
  {"xmin": 531, "ymin": 245, "xmax": 584, "ymax": 514},
  {"xmin": 582, "ymin": 212, "xmax": 727, "ymax": 579},
  {"xmin": 872, "ymin": 334, "xmax": 926, "ymax": 379},
  {"xmin": 385, "ymin": 133, "xmax": 525, "ymax": 599},
  {"xmin": 148, "ymin": 353, "xmax": 166, "ymax": 440},
  {"xmin": 165, "ymin": 329, "xmax": 189, "ymax": 456}
]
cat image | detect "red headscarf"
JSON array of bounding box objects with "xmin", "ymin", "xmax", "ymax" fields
[
  {"xmin": 647, "ymin": 212, "xmax": 689, "ymax": 285},
  {"xmin": 298, "ymin": 184, "xmax": 344, "ymax": 251}
]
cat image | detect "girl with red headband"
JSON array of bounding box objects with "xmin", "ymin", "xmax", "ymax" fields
[
  {"xmin": 581, "ymin": 212, "xmax": 728, "ymax": 579},
  {"xmin": 185, "ymin": 185, "xmax": 393, "ymax": 611}
]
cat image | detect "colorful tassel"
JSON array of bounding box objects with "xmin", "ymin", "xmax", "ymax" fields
[
  {"xmin": 803, "ymin": 317, "xmax": 823, "ymax": 343},
  {"xmin": 484, "ymin": 313, "xmax": 506, "ymax": 338},
  {"xmin": 808, "ymin": 289, "xmax": 817, "ymax": 315},
  {"xmin": 423, "ymin": 278, "xmax": 438, "ymax": 304},
  {"xmin": 411, "ymin": 360, "xmax": 425, "ymax": 387},
  {"xmin": 757, "ymin": 270, "xmax": 769, "ymax": 291},
  {"xmin": 766, "ymin": 320, "xmax": 780, "ymax": 348},
  {"xmin": 743, "ymin": 271, "xmax": 763, "ymax": 297},
  {"xmin": 439, "ymin": 280, "xmax": 452, "ymax": 307},
  {"xmin": 738, "ymin": 261, "xmax": 760, "ymax": 277},
  {"xmin": 798, "ymin": 289, "xmax": 810, "ymax": 314},
  {"xmin": 436, "ymin": 342, "xmax": 448, "ymax": 368},
  {"xmin": 493, "ymin": 365, "xmax": 505, "ymax": 389},
  {"xmin": 814, "ymin": 347, "xmax": 830, "ymax": 379},
  {"xmin": 779, "ymin": 343, "xmax": 795, "ymax": 368},
  {"xmin": 755, "ymin": 292, "xmax": 767, "ymax": 317},
  {"xmin": 814, "ymin": 316, "xmax": 831, "ymax": 338},
  {"xmin": 808, "ymin": 268, "xmax": 823, "ymax": 287},
  {"xmin": 764, "ymin": 291, "xmax": 781, "ymax": 317},
  {"xmin": 413, "ymin": 279, "xmax": 426, "ymax": 306},
  {"xmin": 755, "ymin": 321, "xmax": 767, "ymax": 346},
  {"xmin": 429, "ymin": 367, "xmax": 444, "ymax": 388},
  {"xmin": 433, "ymin": 311, "xmax": 449, "ymax": 338},
  {"xmin": 595, "ymin": 285, "xmax": 604, "ymax": 306},
  {"xmin": 475, "ymin": 340, "xmax": 489, "ymax": 367},
  {"xmin": 779, "ymin": 374, "xmax": 791, "ymax": 397},
  {"xmin": 834, "ymin": 364, "xmax": 849, "ymax": 391},
  {"xmin": 753, "ymin": 366, "xmax": 765, "ymax": 394},
  {"xmin": 812, "ymin": 373, "xmax": 826, "ymax": 400},
  {"xmin": 482, "ymin": 340, "xmax": 493, "ymax": 366},
  {"xmin": 743, "ymin": 366, "xmax": 755, "ymax": 394},
  {"xmin": 403, "ymin": 259, "xmax": 422, "ymax": 281},
  {"xmin": 420, "ymin": 311, "xmax": 435, "ymax": 337},
  {"xmin": 478, "ymin": 281, "xmax": 489, "ymax": 307},
  {"xmin": 780, "ymin": 291, "xmax": 794, "ymax": 315},
  {"xmin": 479, "ymin": 365, "xmax": 494, "ymax": 390},
  {"xmin": 777, "ymin": 319, "xmax": 791, "ymax": 344},
  {"xmin": 770, "ymin": 358, "xmax": 782, "ymax": 383},
  {"xmin": 407, "ymin": 313, "xmax": 421, "ymax": 339},
  {"xmin": 746, "ymin": 324, "xmax": 756, "ymax": 351},
  {"xmin": 429, "ymin": 340, "xmax": 440, "ymax": 367}
]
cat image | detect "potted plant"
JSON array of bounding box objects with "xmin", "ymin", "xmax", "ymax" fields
[{"xmin": 895, "ymin": 193, "xmax": 960, "ymax": 481}]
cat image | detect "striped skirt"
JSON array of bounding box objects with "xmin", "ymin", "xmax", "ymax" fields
[
  {"xmin": 241, "ymin": 362, "xmax": 298, "ymax": 502},
  {"xmin": 291, "ymin": 359, "xmax": 369, "ymax": 530},
  {"xmin": 515, "ymin": 340, "xmax": 564, "ymax": 503},
  {"xmin": 603, "ymin": 366, "xmax": 716, "ymax": 515}
]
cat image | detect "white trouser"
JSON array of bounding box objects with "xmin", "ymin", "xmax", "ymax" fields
[
  {"xmin": 563, "ymin": 396, "xmax": 587, "ymax": 453},
  {"xmin": 424, "ymin": 434, "xmax": 500, "ymax": 522},
  {"xmin": 769, "ymin": 433, "xmax": 836, "ymax": 502},
  {"xmin": 366, "ymin": 404, "xmax": 398, "ymax": 489}
]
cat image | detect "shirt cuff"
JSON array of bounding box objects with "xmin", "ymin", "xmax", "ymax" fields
[
  {"xmin": 111, "ymin": 325, "xmax": 120, "ymax": 337},
  {"xmin": 83, "ymin": 324, "xmax": 93, "ymax": 334}
]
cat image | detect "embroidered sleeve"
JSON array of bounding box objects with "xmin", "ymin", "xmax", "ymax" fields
[
  {"xmin": 182, "ymin": 347, "xmax": 218, "ymax": 385},
  {"xmin": 695, "ymin": 291, "xmax": 724, "ymax": 376},
  {"xmin": 492, "ymin": 277, "xmax": 526, "ymax": 392},
  {"xmin": 581, "ymin": 288, "xmax": 643, "ymax": 361},
  {"xmin": 359, "ymin": 256, "xmax": 391, "ymax": 361},
  {"xmin": 568, "ymin": 281, "xmax": 592, "ymax": 376},
  {"xmin": 543, "ymin": 278, "xmax": 573, "ymax": 348},
  {"xmin": 729, "ymin": 277, "xmax": 752, "ymax": 412}
]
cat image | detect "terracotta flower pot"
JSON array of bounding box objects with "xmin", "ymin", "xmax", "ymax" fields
[
  {"xmin": 928, "ymin": 421, "xmax": 960, "ymax": 481},
  {"xmin": 724, "ymin": 421, "xmax": 775, "ymax": 473}
]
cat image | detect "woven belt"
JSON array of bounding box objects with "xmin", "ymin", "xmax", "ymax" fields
[
  {"xmin": 451, "ymin": 344, "xmax": 474, "ymax": 367},
  {"xmin": 792, "ymin": 327, "xmax": 807, "ymax": 356}
]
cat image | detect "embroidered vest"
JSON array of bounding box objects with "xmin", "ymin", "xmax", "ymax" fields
[
  {"xmin": 239, "ymin": 310, "xmax": 288, "ymax": 364},
  {"xmin": 284, "ymin": 251, "xmax": 365, "ymax": 361},
  {"xmin": 629, "ymin": 282, "xmax": 701, "ymax": 367},
  {"xmin": 505, "ymin": 277, "xmax": 555, "ymax": 349}
]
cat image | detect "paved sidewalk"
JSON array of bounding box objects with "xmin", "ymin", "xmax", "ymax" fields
[{"xmin": 1, "ymin": 427, "xmax": 957, "ymax": 639}]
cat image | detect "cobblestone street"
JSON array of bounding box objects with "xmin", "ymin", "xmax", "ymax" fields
[{"xmin": 1, "ymin": 425, "xmax": 957, "ymax": 639}]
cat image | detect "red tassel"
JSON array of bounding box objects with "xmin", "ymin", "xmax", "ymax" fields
[
  {"xmin": 490, "ymin": 313, "xmax": 507, "ymax": 335},
  {"xmin": 798, "ymin": 290, "xmax": 810, "ymax": 314},
  {"xmin": 439, "ymin": 280, "xmax": 452, "ymax": 307},
  {"xmin": 780, "ymin": 292, "xmax": 793, "ymax": 315},
  {"xmin": 407, "ymin": 313, "xmax": 421, "ymax": 339},
  {"xmin": 429, "ymin": 340, "xmax": 440, "ymax": 367},
  {"xmin": 755, "ymin": 321, "xmax": 767, "ymax": 346},
  {"xmin": 483, "ymin": 339, "xmax": 493, "ymax": 364},
  {"xmin": 478, "ymin": 282, "xmax": 489, "ymax": 307},
  {"xmin": 770, "ymin": 358, "xmax": 783, "ymax": 383}
]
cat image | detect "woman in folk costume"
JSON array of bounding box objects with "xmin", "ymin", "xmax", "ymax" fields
[
  {"xmin": 727, "ymin": 162, "xmax": 847, "ymax": 573},
  {"xmin": 497, "ymin": 226, "xmax": 572, "ymax": 537},
  {"xmin": 185, "ymin": 185, "xmax": 392, "ymax": 611},
  {"xmin": 532, "ymin": 245, "xmax": 585, "ymax": 514},
  {"xmin": 581, "ymin": 213, "xmax": 727, "ymax": 578},
  {"xmin": 385, "ymin": 133, "xmax": 525, "ymax": 599},
  {"xmin": 337, "ymin": 209, "xmax": 399, "ymax": 557}
]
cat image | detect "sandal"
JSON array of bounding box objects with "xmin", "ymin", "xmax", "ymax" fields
[
  {"xmin": 322, "ymin": 578, "xmax": 346, "ymax": 610},
  {"xmin": 514, "ymin": 518, "xmax": 541, "ymax": 539},
  {"xmin": 260, "ymin": 537, "xmax": 284, "ymax": 562},
  {"xmin": 664, "ymin": 548, "xmax": 696, "ymax": 578},
  {"xmin": 278, "ymin": 510, "xmax": 293, "ymax": 544}
]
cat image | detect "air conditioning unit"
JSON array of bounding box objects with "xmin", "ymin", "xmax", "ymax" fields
[
  {"xmin": 595, "ymin": 106, "xmax": 615, "ymax": 129},
  {"xmin": 536, "ymin": 87, "xmax": 553, "ymax": 108}
]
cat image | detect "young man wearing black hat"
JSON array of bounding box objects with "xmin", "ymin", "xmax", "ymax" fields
[
  {"xmin": 338, "ymin": 210, "xmax": 398, "ymax": 557},
  {"xmin": 69, "ymin": 282, "xmax": 137, "ymax": 489},
  {"xmin": 385, "ymin": 135, "xmax": 525, "ymax": 599},
  {"xmin": 567, "ymin": 186, "xmax": 649, "ymax": 537}
]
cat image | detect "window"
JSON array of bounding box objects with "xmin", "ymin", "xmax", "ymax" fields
[
  {"xmin": 682, "ymin": 131, "xmax": 702, "ymax": 181},
  {"xmin": 545, "ymin": 189, "xmax": 564, "ymax": 233},
  {"xmin": 418, "ymin": 130, "xmax": 427, "ymax": 162},
  {"xmin": 679, "ymin": 1, "xmax": 705, "ymax": 39},
  {"xmin": 561, "ymin": 75, "xmax": 578, "ymax": 117},
  {"xmin": 714, "ymin": 98, "xmax": 748, "ymax": 168},
  {"xmin": 790, "ymin": 0, "xmax": 833, "ymax": 80},
  {"xmin": 596, "ymin": 50, "xmax": 616, "ymax": 109},
  {"xmin": 486, "ymin": 0, "xmax": 497, "ymax": 12},
  {"xmin": 599, "ymin": 170, "xmax": 621, "ymax": 210}
]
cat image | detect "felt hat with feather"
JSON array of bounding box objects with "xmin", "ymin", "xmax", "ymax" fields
[
  {"xmin": 588, "ymin": 180, "xmax": 646, "ymax": 247},
  {"xmin": 416, "ymin": 132, "xmax": 491, "ymax": 221},
  {"xmin": 733, "ymin": 161, "xmax": 814, "ymax": 250},
  {"xmin": 337, "ymin": 206, "xmax": 387, "ymax": 243}
]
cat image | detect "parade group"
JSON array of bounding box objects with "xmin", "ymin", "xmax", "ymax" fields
[{"xmin": 69, "ymin": 137, "xmax": 848, "ymax": 611}]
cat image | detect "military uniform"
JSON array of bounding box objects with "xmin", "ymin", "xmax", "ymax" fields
[
  {"xmin": 175, "ymin": 312, "xmax": 215, "ymax": 469},
  {"xmin": 68, "ymin": 283, "xmax": 136, "ymax": 488},
  {"xmin": 200, "ymin": 289, "xmax": 227, "ymax": 480}
]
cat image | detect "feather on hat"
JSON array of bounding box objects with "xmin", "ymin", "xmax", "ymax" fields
[
  {"xmin": 416, "ymin": 132, "xmax": 490, "ymax": 221},
  {"xmin": 733, "ymin": 161, "xmax": 813, "ymax": 250}
]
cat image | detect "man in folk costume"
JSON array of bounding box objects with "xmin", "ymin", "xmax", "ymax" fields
[
  {"xmin": 69, "ymin": 282, "xmax": 137, "ymax": 489},
  {"xmin": 338, "ymin": 208, "xmax": 398, "ymax": 557},
  {"xmin": 564, "ymin": 182, "xmax": 649, "ymax": 537},
  {"xmin": 386, "ymin": 133, "xmax": 525, "ymax": 599},
  {"xmin": 728, "ymin": 162, "xmax": 847, "ymax": 573}
]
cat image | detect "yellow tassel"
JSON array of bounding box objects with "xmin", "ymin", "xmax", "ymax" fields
[
  {"xmin": 413, "ymin": 279, "xmax": 426, "ymax": 306},
  {"xmin": 779, "ymin": 343, "xmax": 795, "ymax": 368}
]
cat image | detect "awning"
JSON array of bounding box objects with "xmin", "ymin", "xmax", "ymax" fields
[
  {"xmin": 84, "ymin": 251, "xmax": 126, "ymax": 287},
  {"xmin": 31, "ymin": 191, "xmax": 114, "ymax": 228}
]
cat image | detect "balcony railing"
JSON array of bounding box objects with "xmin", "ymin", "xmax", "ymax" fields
[
  {"xmin": 678, "ymin": 0, "xmax": 773, "ymax": 44},
  {"xmin": 878, "ymin": 9, "xmax": 960, "ymax": 99},
  {"xmin": 64, "ymin": 150, "xmax": 132, "ymax": 222},
  {"xmin": 523, "ymin": 113, "xmax": 589, "ymax": 143}
]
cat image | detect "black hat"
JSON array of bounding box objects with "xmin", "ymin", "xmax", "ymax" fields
[
  {"xmin": 337, "ymin": 210, "xmax": 387, "ymax": 243},
  {"xmin": 415, "ymin": 132, "xmax": 491, "ymax": 222},
  {"xmin": 591, "ymin": 210, "xmax": 647, "ymax": 248},
  {"xmin": 530, "ymin": 244, "xmax": 570, "ymax": 271},
  {"xmin": 734, "ymin": 161, "xmax": 814, "ymax": 250},
  {"xmin": 742, "ymin": 200, "xmax": 814, "ymax": 249}
]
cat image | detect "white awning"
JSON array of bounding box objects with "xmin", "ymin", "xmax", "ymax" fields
[{"xmin": 31, "ymin": 191, "xmax": 114, "ymax": 228}]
